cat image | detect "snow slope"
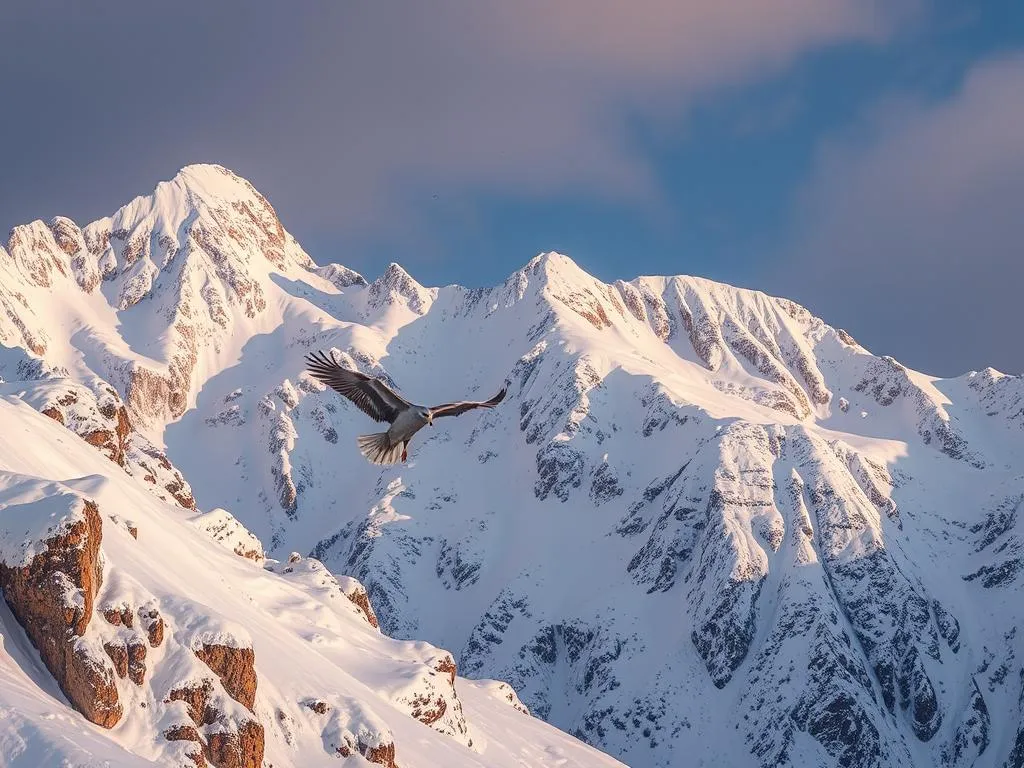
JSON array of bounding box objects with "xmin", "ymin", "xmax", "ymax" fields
[
  {"xmin": 0, "ymin": 391, "xmax": 621, "ymax": 767},
  {"xmin": 2, "ymin": 164, "xmax": 1023, "ymax": 767}
]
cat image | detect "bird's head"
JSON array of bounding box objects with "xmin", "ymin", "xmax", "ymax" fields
[{"xmin": 422, "ymin": 407, "xmax": 434, "ymax": 426}]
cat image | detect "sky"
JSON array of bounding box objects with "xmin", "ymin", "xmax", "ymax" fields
[{"xmin": 1, "ymin": 2, "xmax": 1022, "ymax": 376}]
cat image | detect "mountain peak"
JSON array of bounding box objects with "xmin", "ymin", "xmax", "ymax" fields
[
  {"xmin": 526, "ymin": 251, "xmax": 585, "ymax": 278},
  {"xmin": 169, "ymin": 163, "xmax": 261, "ymax": 204},
  {"xmin": 380, "ymin": 261, "xmax": 416, "ymax": 282},
  {"xmin": 367, "ymin": 262, "xmax": 433, "ymax": 315}
]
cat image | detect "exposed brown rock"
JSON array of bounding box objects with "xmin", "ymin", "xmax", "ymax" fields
[
  {"xmin": 235, "ymin": 544, "xmax": 261, "ymax": 562},
  {"xmin": 194, "ymin": 643, "xmax": 257, "ymax": 711},
  {"xmin": 82, "ymin": 429, "xmax": 123, "ymax": 466},
  {"xmin": 124, "ymin": 364, "xmax": 187, "ymax": 427},
  {"xmin": 164, "ymin": 724, "xmax": 208, "ymax": 767},
  {"xmin": 404, "ymin": 653, "xmax": 466, "ymax": 733},
  {"xmin": 104, "ymin": 641, "xmax": 129, "ymax": 678},
  {"xmin": 169, "ymin": 680, "xmax": 220, "ymax": 726},
  {"xmin": 345, "ymin": 585, "xmax": 380, "ymax": 629},
  {"xmin": 53, "ymin": 397, "xmax": 128, "ymax": 466},
  {"xmin": 165, "ymin": 723, "xmax": 202, "ymax": 743},
  {"xmin": 304, "ymin": 698, "xmax": 330, "ymax": 715},
  {"xmin": 41, "ymin": 406, "xmax": 64, "ymax": 425},
  {"xmin": 48, "ymin": 216, "xmax": 82, "ymax": 256},
  {"xmin": 163, "ymin": 477, "xmax": 196, "ymax": 509},
  {"xmin": 409, "ymin": 691, "xmax": 448, "ymax": 727},
  {"xmin": 207, "ymin": 721, "xmax": 264, "ymax": 768},
  {"xmin": 34, "ymin": 390, "xmax": 138, "ymax": 470},
  {"xmin": 433, "ymin": 654, "xmax": 457, "ymax": 686},
  {"xmin": 0, "ymin": 500, "xmax": 123, "ymax": 727},
  {"xmin": 141, "ymin": 607, "xmax": 165, "ymax": 647},
  {"xmin": 167, "ymin": 679, "xmax": 265, "ymax": 768},
  {"xmin": 131, "ymin": 442, "xmax": 197, "ymax": 509},
  {"xmin": 103, "ymin": 605, "xmax": 134, "ymax": 628},
  {"xmin": 362, "ymin": 741, "xmax": 398, "ymax": 768},
  {"xmin": 115, "ymin": 406, "xmax": 132, "ymax": 447},
  {"xmin": 553, "ymin": 289, "xmax": 612, "ymax": 330},
  {"xmin": 127, "ymin": 640, "xmax": 147, "ymax": 685}
]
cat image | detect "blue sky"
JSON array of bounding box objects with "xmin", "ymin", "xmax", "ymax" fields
[{"xmin": 1, "ymin": 1, "xmax": 1022, "ymax": 375}]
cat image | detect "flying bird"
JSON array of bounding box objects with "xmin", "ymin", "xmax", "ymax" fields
[{"xmin": 305, "ymin": 350, "xmax": 507, "ymax": 465}]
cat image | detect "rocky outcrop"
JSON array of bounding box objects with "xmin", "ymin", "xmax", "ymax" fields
[
  {"xmin": 336, "ymin": 739, "xmax": 397, "ymax": 767},
  {"xmin": 192, "ymin": 509, "xmax": 264, "ymax": 563},
  {"xmin": 0, "ymin": 498, "xmax": 122, "ymax": 727},
  {"xmin": 319, "ymin": 703, "xmax": 398, "ymax": 767},
  {"xmin": 34, "ymin": 384, "xmax": 131, "ymax": 466},
  {"xmin": 141, "ymin": 605, "xmax": 166, "ymax": 647},
  {"xmin": 166, "ymin": 677, "xmax": 264, "ymax": 768},
  {"xmin": 206, "ymin": 722, "xmax": 265, "ymax": 768},
  {"xmin": 337, "ymin": 573, "xmax": 380, "ymax": 629},
  {"xmin": 312, "ymin": 262, "xmax": 367, "ymax": 289},
  {"xmin": 25, "ymin": 379, "xmax": 196, "ymax": 509},
  {"xmin": 361, "ymin": 742, "xmax": 397, "ymax": 768},
  {"xmin": 853, "ymin": 356, "xmax": 986, "ymax": 468},
  {"xmin": 390, "ymin": 649, "xmax": 470, "ymax": 743},
  {"xmin": 6, "ymin": 220, "xmax": 70, "ymax": 289},
  {"xmin": 102, "ymin": 635, "xmax": 147, "ymax": 686},
  {"xmin": 128, "ymin": 440, "xmax": 196, "ymax": 509},
  {"xmin": 268, "ymin": 553, "xmax": 381, "ymax": 631},
  {"xmin": 194, "ymin": 643, "xmax": 258, "ymax": 711}
]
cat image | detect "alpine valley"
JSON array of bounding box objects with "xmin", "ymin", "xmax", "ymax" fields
[{"xmin": 0, "ymin": 164, "xmax": 1021, "ymax": 768}]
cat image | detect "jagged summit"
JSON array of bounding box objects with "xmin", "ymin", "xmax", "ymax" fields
[
  {"xmin": 174, "ymin": 162, "xmax": 258, "ymax": 197},
  {"xmin": 367, "ymin": 261, "xmax": 435, "ymax": 316}
]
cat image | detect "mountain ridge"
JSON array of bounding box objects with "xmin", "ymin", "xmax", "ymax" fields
[{"xmin": 1, "ymin": 165, "xmax": 1022, "ymax": 768}]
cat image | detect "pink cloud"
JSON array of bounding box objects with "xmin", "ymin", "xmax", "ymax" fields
[{"xmin": 252, "ymin": 1, "xmax": 911, "ymax": 231}]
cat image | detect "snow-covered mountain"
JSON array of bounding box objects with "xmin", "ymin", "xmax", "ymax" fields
[{"xmin": 2, "ymin": 164, "xmax": 1022, "ymax": 768}]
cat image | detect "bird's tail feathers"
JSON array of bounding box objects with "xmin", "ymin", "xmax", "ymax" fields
[{"xmin": 357, "ymin": 432, "xmax": 404, "ymax": 465}]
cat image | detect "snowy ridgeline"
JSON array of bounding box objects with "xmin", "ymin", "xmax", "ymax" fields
[{"xmin": 0, "ymin": 163, "xmax": 1022, "ymax": 768}]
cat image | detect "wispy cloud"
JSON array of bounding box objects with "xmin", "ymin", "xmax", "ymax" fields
[
  {"xmin": 0, "ymin": 1, "xmax": 910, "ymax": 239},
  {"xmin": 780, "ymin": 52, "xmax": 1024, "ymax": 375},
  {"xmin": 291, "ymin": 1, "xmax": 910, "ymax": 227}
]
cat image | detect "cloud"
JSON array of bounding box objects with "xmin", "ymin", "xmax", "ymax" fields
[
  {"xmin": 779, "ymin": 52, "xmax": 1024, "ymax": 375},
  {"xmin": 281, "ymin": 1, "xmax": 907, "ymax": 224},
  {"xmin": 0, "ymin": 2, "xmax": 907, "ymax": 241}
]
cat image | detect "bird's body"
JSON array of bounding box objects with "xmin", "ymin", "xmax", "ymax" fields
[
  {"xmin": 305, "ymin": 351, "xmax": 506, "ymax": 464},
  {"xmin": 389, "ymin": 406, "xmax": 431, "ymax": 444}
]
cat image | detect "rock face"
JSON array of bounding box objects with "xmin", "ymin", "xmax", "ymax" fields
[
  {"xmin": 166, "ymin": 677, "xmax": 264, "ymax": 768},
  {"xmin": 17, "ymin": 377, "xmax": 196, "ymax": 510},
  {"xmin": 337, "ymin": 573, "xmax": 380, "ymax": 629},
  {"xmin": 194, "ymin": 643, "xmax": 258, "ymax": 711},
  {"xmin": 321, "ymin": 704, "xmax": 399, "ymax": 768},
  {"xmin": 0, "ymin": 498, "xmax": 122, "ymax": 728}
]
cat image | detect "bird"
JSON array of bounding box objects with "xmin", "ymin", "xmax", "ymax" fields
[{"xmin": 305, "ymin": 350, "xmax": 507, "ymax": 465}]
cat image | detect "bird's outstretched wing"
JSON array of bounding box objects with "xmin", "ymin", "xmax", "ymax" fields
[
  {"xmin": 430, "ymin": 386, "xmax": 507, "ymax": 419},
  {"xmin": 305, "ymin": 351, "xmax": 410, "ymax": 423}
]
